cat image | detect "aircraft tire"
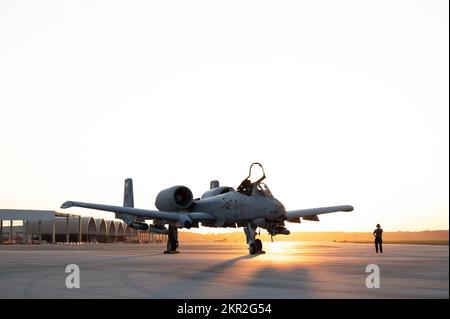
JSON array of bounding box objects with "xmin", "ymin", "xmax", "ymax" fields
[
  {"xmin": 255, "ymin": 239, "xmax": 263, "ymax": 252},
  {"xmin": 249, "ymin": 242, "xmax": 258, "ymax": 255}
]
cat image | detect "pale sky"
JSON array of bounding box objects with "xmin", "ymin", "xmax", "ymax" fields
[{"xmin": 0, "ymin": 0, "xmax": 448, "ymax": 232}]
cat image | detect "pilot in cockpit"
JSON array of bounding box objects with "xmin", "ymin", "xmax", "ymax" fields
[{"xmin": 237, "ymin": 178, "xmax": 253, "ymax": 196}]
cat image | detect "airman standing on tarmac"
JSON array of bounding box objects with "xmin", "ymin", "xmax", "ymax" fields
[{"xmin": 373, "ymin": 224, "xmax": 383, "ymax": 253}]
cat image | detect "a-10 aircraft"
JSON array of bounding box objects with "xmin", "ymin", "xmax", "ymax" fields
[{"xmin": 61, "ymin": 163, "xmax": 353, "ymax": 255}]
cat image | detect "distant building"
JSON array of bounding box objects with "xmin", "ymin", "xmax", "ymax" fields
[{"xmin": 0, "ymin": 210, "xmax": 166, "ymax": 244}]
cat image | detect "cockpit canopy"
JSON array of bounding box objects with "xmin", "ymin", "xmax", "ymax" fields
[
  {"xmin": 236, "ymin": 163, "xmax": 273, "ymax": 197},
  {"xmin": 237, "ymin": 181, "xmax": 273, "ymax": 197},
  {"xmin": 201, "ymin": 163, "xmax": 274, "ymax": 199},
  {"xmin": 252, "ymin": 182, "xmax": 273, "ymax": 197}
]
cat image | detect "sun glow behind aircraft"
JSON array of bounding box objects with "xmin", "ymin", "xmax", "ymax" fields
[{"xmin": 0, "ymin": 0, "xmax": 448, "ymax": 234}]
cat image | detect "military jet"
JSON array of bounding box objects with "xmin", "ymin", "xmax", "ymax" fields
[{"xmin": 61, "ymin": 163, "xmax": 353, "ymax": 255}]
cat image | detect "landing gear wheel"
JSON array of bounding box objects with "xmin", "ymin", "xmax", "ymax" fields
[
  {"xmin": 245, "ymin": 224, "xmax": 265, "ymax": 255},
  {"xmin": 249, "ymin": 242, "xmax": 258, "ymax": 255},
  {"xmin": 255, "ymin": 239, "xmax": 263, "ymax": 252}
]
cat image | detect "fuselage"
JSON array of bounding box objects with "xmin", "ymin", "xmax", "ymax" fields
[{"xmin": 191, "ymin": 190, "xmax": 286, "ymax": 227}]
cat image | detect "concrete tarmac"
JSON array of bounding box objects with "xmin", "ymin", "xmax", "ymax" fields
[{"xmin": 0, "ymin": 242, "xmax": 448, "ymax": 298}]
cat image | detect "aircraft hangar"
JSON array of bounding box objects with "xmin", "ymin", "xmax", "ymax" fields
[{"xmin": 0, "ymin": 209, "xmax": 166, "ymax": 245}]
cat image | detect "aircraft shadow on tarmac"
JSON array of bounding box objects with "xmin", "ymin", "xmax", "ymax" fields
[{"xmin": 139, "ymin": 254, "xmax": 313, "ymax": 298}]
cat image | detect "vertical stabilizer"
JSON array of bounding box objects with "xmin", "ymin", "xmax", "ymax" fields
[{"xmin": 124, "ymin": 178, "xmax": 134, "ymax": 207}]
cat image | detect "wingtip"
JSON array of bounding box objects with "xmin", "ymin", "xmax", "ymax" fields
[{"xmin": 60, "ymin": 201, "xmax": 73, "ymax": 209}]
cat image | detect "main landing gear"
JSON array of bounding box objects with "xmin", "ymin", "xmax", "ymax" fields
[
  {"xmin": 164, "ymin": 226, "xmax": 179, "ymax": 254},
  {"xmin": 244, "ymin": 223, "xmax": 265, "ymax": 255}
]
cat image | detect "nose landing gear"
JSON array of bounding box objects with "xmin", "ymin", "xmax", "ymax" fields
[{"xmin": 244, "ymin": 224, "xmax": 265, "ymax": 255}]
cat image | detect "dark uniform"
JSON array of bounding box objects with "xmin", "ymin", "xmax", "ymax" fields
[{"xmin": 373, "ymin": 225, "xmax": 383, "ymax": 253}]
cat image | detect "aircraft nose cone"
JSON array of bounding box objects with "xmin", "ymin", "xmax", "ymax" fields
[
  {"xmin": 271, "ymin": 199, "xmax": 286, "ymax": 219},
  {"xmin": 279, "ymin": 203, "xmax": 287, "ymax": 217}
]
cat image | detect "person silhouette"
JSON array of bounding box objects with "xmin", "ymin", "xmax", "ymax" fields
[{"xmin": 373, "ymin": 224, "xmax": 383, "ymax": 253}]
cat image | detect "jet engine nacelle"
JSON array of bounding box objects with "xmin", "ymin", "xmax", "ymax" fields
[{"xmin": 155, "ymin": 185, "xmax": 194, "ymax": 212}]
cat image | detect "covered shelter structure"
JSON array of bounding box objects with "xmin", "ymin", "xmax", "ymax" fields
[
  {"xmin": 96, "ymin": 218, "xmax": 108, "ymax": 243},
  {"xmin": 107, "ymin": 220, "xmax": 117, "ymax": 243},
  {"xmin": 0, "ymin": 209, "xmax": 142, "ymax": 244},
  {"xmin": 116, "ymin": 221, "xmax": 126, "ymax": 242}
]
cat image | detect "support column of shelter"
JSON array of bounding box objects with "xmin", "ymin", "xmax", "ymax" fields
[
  {"xmin": 66, "ymin": 215, "xmax": 70, "ymax": 243},
  {"xmin": 10, "ymin": 220, "xmax": 13, "ymax": 243},
  {"xmin": 38, "ymin": 220, "xmax": 42, "ymax": 244},
  {"xmin": 78, "ymin": 215, "xmax": 82, "ymax": 244},
  {"xmin": 22, "ymin": 219, "xmax": 27, "ymax": 244},
  {"xmin": 52, "ymin": 219, "xmax": 56, "ymax": 244}
]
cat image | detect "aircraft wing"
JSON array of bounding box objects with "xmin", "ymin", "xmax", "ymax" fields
[
  {"xmin": 60, "ymin": 201, "xmax": 216, "ymax": 222},
  {"xmin": 286, "ymin": 205, "xmax": 353, "ymax": 223}
]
